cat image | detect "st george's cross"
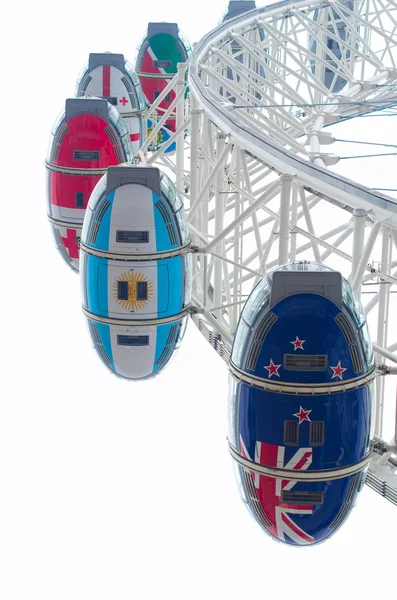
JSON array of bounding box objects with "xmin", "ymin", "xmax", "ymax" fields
[
  {"xmin": 61, "ymin": 228, "xmax": 80, "ymax": 259},
  {"xmin": 240, "ymin": 436, "xmax": 315, "ymax": 544}
]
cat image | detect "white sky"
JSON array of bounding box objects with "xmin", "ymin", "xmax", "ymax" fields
[{"xmin": 1, "ymin": 1, "xmax": 397, "ymax": 599}]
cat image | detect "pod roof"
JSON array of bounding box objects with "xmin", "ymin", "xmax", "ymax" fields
[
  {"xmin": 76, "ymin": 53, "xmax": 147, "ymax": 113},
  {"xmin": 222, "ymin": 1, "xmax": 256, "ymax": 22}
]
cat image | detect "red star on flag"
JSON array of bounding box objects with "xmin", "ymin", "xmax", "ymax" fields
[
  {"xmin": 61, "ymin": 228, "xmax": 80, "ymax": 259},
  {"xmin": 290, "ymin": 336, "xmax": 305, "ymax": 351},
  {"xmin": 330, "ymin": 361, "xmax": 347, "ymax": 380},
  {"xmin": 264, "ymin": 359, "xmax": 281, "ymax": 378},
  {"xmin": 293, "ymin": 406, "xmax": 312, "ymax": 424}
]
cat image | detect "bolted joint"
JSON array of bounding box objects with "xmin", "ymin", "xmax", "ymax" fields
[
  {"xmin": 189, "ymin": 305, "xmax": 204, "ymax": 314},
  {"xmin": 357, "ymin": 81, "xmax": 378, "ymax": 91},
  {"xmin": 353, "ymin": 208, "xmax": 368, "ymax": 218},
  {"xmin": 305, "ymin": 131, "xmax": 335, "ymax": 145},
  {"xmin": 309, "ymin": 153, "xmax": 340, "ymax": 166},
  {"xmin": 280, "ymin": 173, "xmax": 294, "ymax": 183},
  {"xmin": 387, "ymin": 68, "xmax": 397, "ymax": 80},
  {"xmin": 376, "ymin": 364, "xmax": 391, "ymax": 376}
]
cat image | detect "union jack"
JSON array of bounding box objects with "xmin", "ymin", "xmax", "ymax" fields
[{"xmin": 240, "ymin": 436, "xmax": 314, "ymax": 545}]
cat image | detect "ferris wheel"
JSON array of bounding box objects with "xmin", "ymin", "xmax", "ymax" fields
[
  {"xmin": 140, "ymin": 0, "xmax": 397, "ymax": 516},
  {"xmin": 47, "ymin": 0, "xmax": 397, "ymax": 545}
]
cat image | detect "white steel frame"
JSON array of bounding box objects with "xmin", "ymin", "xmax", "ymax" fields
[{"xmin": 140, "ymin": 0, "xmax": 397, "ymax": 505}]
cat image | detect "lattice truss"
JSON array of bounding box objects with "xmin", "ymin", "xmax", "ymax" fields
[{"xmin": 140, "ymin": 0, "xmax": 397, "ymax": 503}]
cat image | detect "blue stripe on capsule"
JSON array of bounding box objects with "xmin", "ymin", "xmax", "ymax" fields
[
  {"xmin": 157, "ymin": 262, "xmax": 169, "ymax": 315},
  {"xmin": 85, "ymin": 254, "xmax": 109, "ymax": 317},
  {"xmin": 162, "ymin": 256, "xmax": 183, "ymax": 316},
  {"xmin": 96, "ymin": 321, "xmax": 114, "ymax": 369},
  {"xmin": 153, "ymin": 191, "xmax": 172, "ymax": 252}
]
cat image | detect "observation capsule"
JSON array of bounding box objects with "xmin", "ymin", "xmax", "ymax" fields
[
  {"xmin": 309, "ymin": 1, "xmax": 354, "ymax": 93},
  {"xmin": 80, "ymin": 164, "xmax": 192, "ymax": 379},
  {"xmin": 221, "ymin": 0, "xmax": 256, "ymax": 22},
  {"xmin": 135, "ymin": 23, "xmax": 191, "ymax": 153},
  {"xmin": 46, "ymin": 98, "xmax": 133, "ymax": 271},
  {"xmin": 220, "ymin": 1, "xmax": 265, "ymax": 87},
  {"xmin": 228, "ymin": 262, "xmax": 375, "ymax": 545},
  {"xmin": 76, "ymin": 53, "xmax": 148, "ymax": 155}
]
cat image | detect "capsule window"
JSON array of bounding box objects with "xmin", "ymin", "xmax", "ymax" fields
[
  {"xmin": 73, "ymin": 151, "xmax": 100, "ymax": 161},
  {"xmin": 117, "ymin": 281, "xmax": 129, "ymax": 300},
  {"xmin": 117, "ymin": 335, "xmax": 149, "ymax": 346},
  {"xmin": 116, "ymin": 231, "xmax": 149, "ymax": 243},
  {"xmin": 281, "ymin": 490, "xmax": 324, "ymax": 505},
  {"xmin": 284, "ymin": 354, "xmax": 328, "ymax": 371},
  {"xmin": 75, "ymin": 192, "xmax": 84, "ymax": 208},
  {"xmin": 137, "ymin": 282, "xmax": 148, "ymax": 300}
]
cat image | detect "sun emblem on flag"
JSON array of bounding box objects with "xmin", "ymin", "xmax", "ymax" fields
[{"xmin": 113, "ymin": 271, "xmax": 153, "ymax": 312}]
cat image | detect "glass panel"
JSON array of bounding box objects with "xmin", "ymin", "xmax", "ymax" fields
[
  {"xmin": 233, "ymin": 464, "xmax": 248, "ymax": 505},
  {"xmin": 108, "ymin": 104, "xmax": 134, "ymax": 161},
  {"xmin": 231, "ymin": 318, "xmax": 251, "ymax": 367},
  {"xmin": 360, "ymin": 321, "xmax": 374, "ymax": 367},
  {"xmin": 228, "ymin": 377, "xmax": 239, "ymax": 449},
  {"xmin": 75, "ymin": 62, "xmax": 89, "ymax": 95},
  {"xmin": 175, "ymin": 317, "xmax": 188, "ymax": 349},
  {"xmin": 47, "ymin": 109, "xmax": 66, "ymax": 161},
  {"xmin": 183, "ymin": 253, "xmax": 192, "ymax": 308},
  {"xmin": 178, "ymin": 29, "xmax": 192, "ymax": 56},
  {"xmin": 240, "ymin": 278, "xmax": 271, "ymax": 327},
  {"xmin": 160, "ymin": 172, "xmax": 183, "ymax": 211},
  {"xmin": 124, "ymin": 61, "xmax": 147, "ymax": 110},
  {"xmin": 88, "ymin": 175, "xmax": 107, "ymax": 210},
  {"xmin": 175, "ymin": 208, "xmax": 190, "ymax": 245},
  {"xmin": 342, "ymin": 279, "xmax": 365, "ymax": 326}
]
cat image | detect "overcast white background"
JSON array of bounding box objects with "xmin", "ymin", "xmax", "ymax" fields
[{"xmin": 1, "ymin": 1, "xmax": 396, "ymax": 598}]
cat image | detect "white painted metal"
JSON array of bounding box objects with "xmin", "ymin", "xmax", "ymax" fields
[{"xmin": 139, "ymin": 0, "xmax": 397, "ymax": 504}]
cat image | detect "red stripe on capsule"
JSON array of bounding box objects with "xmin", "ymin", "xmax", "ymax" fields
[{"xmin": 103, "ymin": 65, "xmax": 111, "ymax": 97}]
